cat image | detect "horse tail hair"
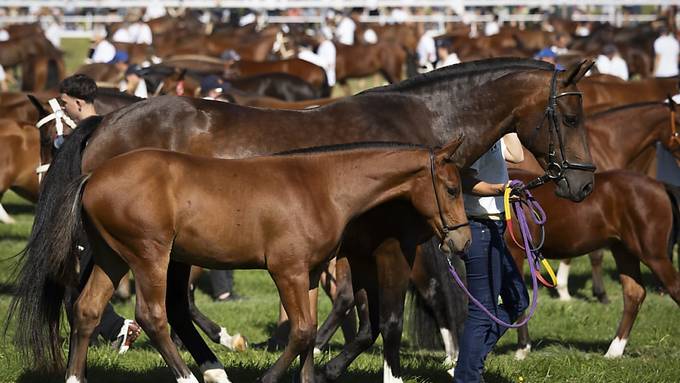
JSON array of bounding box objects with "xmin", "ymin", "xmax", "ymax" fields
[
  {"xmin": 663, "ymin": 182, "xmax": 680, "ymax": 269},
  {"xmin": 6, "ymin": 173, "xmax": 91, "ymax": 370},
  {"xmin": 4, "ymin": 115, "xmax": 102, "ymax": 370},
  {"xmin": 319, "ymin": 69, "xmax": 331, "ymax": 98},
  {"xmin": 407, "ymin": 239, "xmax": 467, "ymax": 350}
]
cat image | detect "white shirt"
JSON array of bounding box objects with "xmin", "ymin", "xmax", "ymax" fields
[
  {"xmin": 436, "ymin": 53, "xmax": 461, "ymax": 69},
  {"xmin": 44, "ymin": 22, "xmax": 62, "ymax": 48},
  {"xmin": 129, "ymin": 22, "xmax": 153, "ymax": 45},
  {"xmin": 119, "ymin": 77, "xmax": 148, "ymax": 98},
  {"xmin": 112, "ymin": 27, "xmax": 133, "ymax": 43},
  {"xmin": 484, "ymin": 21, "xmax": 500, "ymax": 36},
  {"xmin": 363, "ymin": 29, "xmax": 378, "ymax": 44},
  {"xmin": 91, "ymin": 40, "xmax": 116, "ymax": 63},
  {"xmin": 595, "ymin": 54, "xmax": 629, "ymax": 81},
  {"xmin": 298, "ymin": 47, "xmax": 335, "ymax": 86},
  {"xmin": 654, "ymin": 34, "xmax": 680, "ymax": 77},
  {"xmin": 336, "ymin": 17, "xmax": 356, "ymax": 46},
  {"xmin": 0, "ymin": 64, "xmax": 5, "ymax": 81},
  {"xmin": 463, "ymin": 140, "xmax": 508, "ymax": 216},
  {"xmin": 317, "ymin": 40, "xmax": 336, "ymax": 86},
  {"xmin": 144, "ymin": 0, "xmax": 166, "ymax": 21},
  {"xmin": 0, "ymin": 29, "xmax": 9, "ymax": 41},
  {"xmin": 417, "ymin": 31, "xmax": 437, "ymax": 67}
]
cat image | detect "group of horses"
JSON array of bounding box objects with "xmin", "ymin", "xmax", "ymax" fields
[{"xmin": 0, "ymin": 12, "xmax": 679, "ymax": 383}]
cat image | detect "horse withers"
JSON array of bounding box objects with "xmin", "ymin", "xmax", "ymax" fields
[{"xmin": 9, "ymin": 139, "xmax": 471, "ymax": 383}]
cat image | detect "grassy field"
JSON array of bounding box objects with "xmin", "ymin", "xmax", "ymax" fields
[
  {"xmin": 1, "ymin": 39, "xmax": 679, "ymax": 382},
  {"xmin": 1, "ymin": 190, "xmax": 679, "ymax": 383}
]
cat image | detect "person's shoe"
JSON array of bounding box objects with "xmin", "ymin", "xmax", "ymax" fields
[
  {"xmin": 112, "ymin": 319, "xmax": 141, "ymax": 354},
  {"xmin": 214, "ymin": 292, "xmax": 245, "ymax": 302}
]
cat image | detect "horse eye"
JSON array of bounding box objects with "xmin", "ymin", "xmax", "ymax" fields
[
  {"xmin": 563, "ymin": 114, "xmax": 578, "ymax": 127},
  {"xmin": 447, "ymin": 187, "xmax": 459, "ymax": 198}
]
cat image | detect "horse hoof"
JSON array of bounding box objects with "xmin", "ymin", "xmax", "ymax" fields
[
  {"xmin": 514, "ymin": 344, "xmax": 531, "ymax": 360},
  {"xmin": 557, "ymin": 291, "xmax": 572, "ymax": 301},
  {"xmin": 231, "ymin": 334, "xmax": 248, "ymax": 351},
  {"xmin": 447, "ymin": 366, "xmax": 454, "ymax": 377},
  {"xmin": 596, "ymin": 293, "xmax": 610, "ymax": 304}
]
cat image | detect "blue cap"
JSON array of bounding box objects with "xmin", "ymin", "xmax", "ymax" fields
[
  {"xmin": 109, "ymin": 51, "xmax": 129, "ymax": 64},
  {"xmin": 534, "ymin": 47, "xmax": 557, "ymax": 59},
  {"xmin": 200, "ymin": 75, "xmax": 223, "ymax": 94}
]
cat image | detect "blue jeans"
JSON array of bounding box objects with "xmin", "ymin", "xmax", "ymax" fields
[{"xmin": 453, "ymin": 218, "xmax": 529, "ymax": 383}]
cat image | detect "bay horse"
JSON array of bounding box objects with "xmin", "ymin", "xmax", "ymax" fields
[
  {"xmin": 12, "ymin": 139, "xmax": 471, "ymax": 383},
  {"xmin": 335, "ymin": 41, "xmax": 406, "ymax": 85},
  {"xmin": 0, "ymin": 118, "xmax": 39, "ymax": 223},
  {"xmin": 509, "ymin": 99, "xmax": 680, "ymax": 359},
  {"xmin": 579, "ymin": 74, "xmax": 679, "ymax": 112},
  {"xmin": 16, "ymin": 58, "xmax": 595, "ymax": 382},
  {"xmin": 507, "ymin": 169, "xmax": 680, "ymax": 358},
  {"xmin": 232, "ymin": 58, "xmax": 330, "ymax": 96}
]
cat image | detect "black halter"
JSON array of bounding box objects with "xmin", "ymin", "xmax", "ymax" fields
[
  {"xmin": 429, "ymin": 150, "xmax": 470, "ymax": 237},
  {"xmin": 525, "ymin": 70, "xmax": 597, "ymax": 190}
]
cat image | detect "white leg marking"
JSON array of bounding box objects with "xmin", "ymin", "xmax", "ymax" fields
[
  {"xmin": 0, "ymin": 202, "xmax": 15, "ymax": 224},
  {"xmin": 383, "ymin": 359, "xmax": 404, "ymax": 383},
  {"xmin": 219, "ymin": 327, "xmax": 247, "ymax": 351},
  {"xmin": 314, "ymin": 347, "xmax": 322, "ymax": 356},
  {"xmin": 219, "ymin": 327, "xmax": 233, "ymax": 349},
  {"xmin": 514, "ymin": 344, "xmax": 532, "ymax": 360},
  {"xmin": 439, "ymin": 327, "xmax": 457, "ymax": 366},
  {"xmin": 447, "ymin": 366, "xmax": 455, "ymax": 377},
  {"xmin": 176, "ymin": 374, "xmax": 200, "ymax": 383},
  {"xmin": 604, "ymin": 336, "xmax": 628, "ymax": 358},
  {"xmin": 200, "ymin": 361, "xmax": 231, "ymax": 383},
  {"xmin": 65, "ymin": 376, "xmax": 81, "ymax": 383},
  {"xmin": 556, "ymin": 261, "xmax": 572, "ymax": 301}
]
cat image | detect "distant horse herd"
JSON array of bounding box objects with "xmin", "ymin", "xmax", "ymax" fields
[{"xmin": 0, "ymin": 12, "xmax": 679, "ymax": 383}]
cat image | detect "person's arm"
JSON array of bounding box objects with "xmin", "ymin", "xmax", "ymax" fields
[
  {"xmin": 461, "ymin": 168, "xmax": 506, "ymax": 197},
  {"xmin": 501, "ymin": 133, "xmax": 524, "ymax": 163}
]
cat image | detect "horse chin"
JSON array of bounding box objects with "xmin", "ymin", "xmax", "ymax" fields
[
  {"xmin": 442, "ymin": 229, "xmax": 471, "ymax": 254},
  {"xmin": 554, "ymin": 171, "xmax": 594, "ymax": 202}
]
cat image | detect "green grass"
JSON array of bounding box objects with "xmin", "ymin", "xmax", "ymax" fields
[{"xmin": 1, "ymin": 191, "xmax": 680, "ymax": 383}]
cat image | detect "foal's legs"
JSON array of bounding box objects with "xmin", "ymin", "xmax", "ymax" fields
[
  {"xmin": 66, "ymin": 263, "xmax": 126, "ymax": 382},
  {"xmin": 263, "ymin": 269, "xmax": 316, "ymax": 383},
  {"xmin": 605, "ymin": 244, "xmax": 646, "ymax": 358},
  {"xmin": 556, "ymin": 252, "xmax": 609, "ymax": 303},
  {"xmin": 316, "ymin": 256, "xmax": 357, "ymax": 351},
  {"xmin": 166, "ymin": 261, "xmax": 231, "ymax": 383}
]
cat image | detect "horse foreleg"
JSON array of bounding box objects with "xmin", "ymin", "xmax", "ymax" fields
[
  {"xmin": 167, "ymin": 261, "xmax": 231, "ymax": 383},
  {"xmin": 589, "ymin": 250, "xmax": 609, "ymax": 304},
  {"xmin": 0, "ymin": 200, "xmax": 15, "ymax": 224},
  {"xmin": 264, "ymin": 269, "xmax": 316, "ymax": 383},
  {"xmin": 184, "ymin": 266, "xmax": 246, "ymax": 351},
  {"xmin": 316, "ymin": 256, "xmax": 357, "ymax": 351},
  {"xmin": 605, "ymin": 245, "xmax": 645, "ymax": 358},
  {"xmin": 555, "ymin": 258, "xmax": 572, "ymax": 301},
  {"xmin": 376, "ymin": 239, "xmax": 410, "ymax": 383}
]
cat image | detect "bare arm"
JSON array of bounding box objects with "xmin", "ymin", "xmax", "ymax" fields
[
  {"xmin": 502, "ymin": 133, "xmax": 524, "ymax": 163},
  {"xmin": 461, "ymin": 168, "xmax": 506, "ymax": 196}
]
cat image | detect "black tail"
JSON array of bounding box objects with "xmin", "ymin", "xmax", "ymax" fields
[
  {"xmin": 406, "ymin": 238, "xmax": 467, "ymax": 350},
  {"xmin": 5, "ymin": 115, "xmax": 102, "ymax": 370},
  {"xmin": 664, "ymin": 182, "xmax": 680, "ymax": 269}
]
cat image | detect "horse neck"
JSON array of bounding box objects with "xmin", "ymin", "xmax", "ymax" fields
[
  {"xmin": 390, "ymin": 68, "xmax": 549, "ymax": 168},
  {"xmin": 589, "ymin": 104, "xmax": 669, "ymax": 171},
  {"xmin": 319, "ymin": 149, "xmax": 430, "ymax": 220}
]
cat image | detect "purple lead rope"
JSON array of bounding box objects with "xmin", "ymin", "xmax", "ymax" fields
[{"xmin": 446, "ymin": 180, "xmax": 546, "ymax": 328}]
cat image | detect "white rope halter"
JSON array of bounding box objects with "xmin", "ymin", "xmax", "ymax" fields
[{"xmin": 34, "ymin": 98, "xmax": 78, "ymax": 181}]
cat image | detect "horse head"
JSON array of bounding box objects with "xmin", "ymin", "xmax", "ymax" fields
[
  {"xmin": 664, "ymin": 95, "xmax": 680, "ymax": 162},
  {"xmin": 27, "ymin": 94, "xmax": 76, "ymax": 181},
  {"xmin": 515, "ymin": 59, "xmax": 596, "ymax": 202}
]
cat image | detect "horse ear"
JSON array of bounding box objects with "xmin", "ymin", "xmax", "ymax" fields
[
  {"xmin": 437, "ymin": 133, "xmax": 465, "ymax": 163},
  {"xmin": 562, "ymin": 59, "xmax": 595, "ymax": 87},
  {"xmin": 26, "ymin": 94, "xmax": 49, "ymax": 117}
]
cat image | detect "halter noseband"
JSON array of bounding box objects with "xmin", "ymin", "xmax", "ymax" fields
[
  {"xmin": 34, "ymin": 98, "xmax": 78, "ymax": 181},
  {"xmin": 429, "ymin": 150, "xmax": 469, "ymax": 246},
  {"xmin": 525, "ymin": 70, "xmax": 596, "ymax": 189}
]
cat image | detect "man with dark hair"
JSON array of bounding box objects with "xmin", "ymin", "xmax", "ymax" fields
[{"xmin": 58, "ymin": 74, "xmax": 142, "ymax": 353}]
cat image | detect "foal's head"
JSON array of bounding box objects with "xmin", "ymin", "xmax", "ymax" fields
[
  {"xmin": 412, "ymin": 136, "xmax": 471, "ymax": 255},
  {"xmin": 663, "ymin": 96, "xmax": 680, "ymax": 161}
]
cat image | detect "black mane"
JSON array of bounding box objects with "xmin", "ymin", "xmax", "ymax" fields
[{"xmin": 363, "ymin": 58, "xmax": 554, "ymax": 94}]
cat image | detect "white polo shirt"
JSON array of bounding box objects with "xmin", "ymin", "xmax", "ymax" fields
[
  {"xmin": 92, "ymin": 40, "xmax": 116, "ymax": 63},
  {"xmin": 336, "ymin": 17, "xmax": 356, "ymax": 46},
  {"xmin": 595, "ymin": 54, "xmax": 629, "ymax": 81},
  {"xmin": 654, "ymin": 34, "xmax": 680, "ymax": 77}
]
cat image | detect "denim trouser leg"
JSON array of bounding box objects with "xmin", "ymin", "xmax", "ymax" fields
[{"xmin": 453, "ymin": 219, "xmax": 529, "ymax": 383}]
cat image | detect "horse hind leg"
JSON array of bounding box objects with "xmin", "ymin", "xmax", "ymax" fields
[
  {"xmin": 590, "ymin": 250, "xmax": 610, "ymax": 304},
  {"xmin": 0, "ymin": 200, "xmax": 15, "ymax": 224},
  {"xmin": 555, "ymin": 258, "xmax": 573, "ymax": 301},
  {"xmin": 167, "ymin": 261, "xmax": 231, "ymax": 383},
  {"xmin": 605, "ymin": 244, "xmax": 646, "ymax": 358},
  {"xmin": 315, "ymin": 256, "xmax": 357, "ymax": 352}
]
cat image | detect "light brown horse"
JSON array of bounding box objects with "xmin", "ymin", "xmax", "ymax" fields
[
  {"xmin": 335, "ymin": 41, "xmax": 406, "ymax": 85},
  {"xmin": 579, "ymin": 75, "xmax": 679, "ymax": 112},
  {"xmin": 0, "ymin": 118, "xmax": 39, "ymax": 223},
  {"xmin": 20, "ymin": 140, "xmax": 471, "ymax": 383},
  {"xmin": 507, "ymin": 169, "xmax": 680, "ymax": 359}
]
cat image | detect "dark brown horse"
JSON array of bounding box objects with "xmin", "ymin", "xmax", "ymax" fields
[
  {"xmin": 507, "ymin": 169, "xmax": 680, "ymax": 359},
  {"xmin": 233, "ymin": 58, "xmax": 329, "ymax": 95},
  {"xmin": 335, "ymin": 41, "xmax": 406, "ymax": 85},
  {"xmin": 14, "ymin": 140, "xmax": 471, "ymax": 383},
  {"xmin": 14, "ymin": 58, "xmax": 595, "ymax": 382},
  {"xmin": 0, "ymin": 118, "xmax": 39, "ymax": 223}
]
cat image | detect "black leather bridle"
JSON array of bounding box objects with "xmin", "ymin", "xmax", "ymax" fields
[
  {"xmin": 429, "ymin": 150, "xmax": 470, "ymax": 239},
  {"xmin": 525, "ymin": 70, "xmax": 597, "ymax": 190}
]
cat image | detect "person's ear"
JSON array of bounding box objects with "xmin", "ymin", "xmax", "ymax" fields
[{"xmin": 76, "ymin": 99, "xmax": 82, "ymax": 112}]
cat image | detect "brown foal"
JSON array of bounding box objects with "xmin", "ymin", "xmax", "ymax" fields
[{"xmin": 55, "ymin": 141, "xmax": 470, "ymax": 383}]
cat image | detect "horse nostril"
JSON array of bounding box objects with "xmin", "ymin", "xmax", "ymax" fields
[
  {"xmin": 463, "ymin": 239, "xmax": 471, "ymax": 254},
  {"xmin": 581, "ymin": 181, "xmax": 593, "ymax": 198}
]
